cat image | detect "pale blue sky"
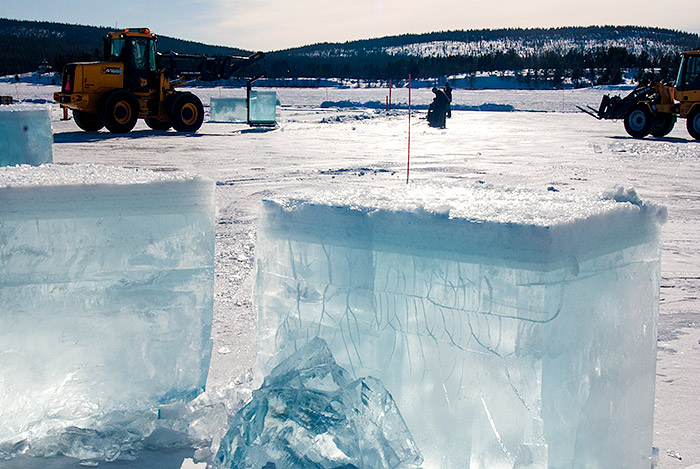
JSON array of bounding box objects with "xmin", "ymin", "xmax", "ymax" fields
[{"xmin": 2, "ymin": 0, "xmax": 699, "ymax": 51}]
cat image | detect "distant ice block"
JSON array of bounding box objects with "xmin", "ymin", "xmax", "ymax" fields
[
  {"xmin": 216, "ymin": 337, "xmax": 422, "ymax": 469},
  {"xmin": 210, "ymin": 97, "xmax": 248, "ymax": 123},
  {"xmin": 0, "ymin": 164, "xmax": 215, "ymax": 452},
  {"xmin": 248, "ymin": 90, "xmax": 277, "ymax": 125},
  {"xmin": 209, "ymin": 92, "xmax": 277, "ymax": 125},
  {"xmin": 0, "ymin": 104, "xmax": 53, "ymax": 166},
  {"xmin": 255, "ymin": 184, "xmax": 666, "ymax": 469}
]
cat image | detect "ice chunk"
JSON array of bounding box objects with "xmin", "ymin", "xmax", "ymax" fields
[
  {"xmin": 0, "ymin": 164, "xmax": 215, "ymax": 458},
  {"xmin": 254, "ymin": 183, "xmax": 665, "ymax": 468},
  {"xmin": 0, "ymin": 104, "xmax": 53, "ymax": 166},
  {"xmin": 215, "ymin": 337, "xmax": 422, "ymax": 469},
  {"xmin": 210, "ymin": 97, "xmax": 248, "ymax": 123},
  {"xmin": 248, "ymin": 90, "xmax": 277, "ymax": 125}
]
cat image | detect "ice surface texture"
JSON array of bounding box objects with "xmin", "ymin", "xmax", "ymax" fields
[
  {"xmin": 0, "ymin": 164, "xmax": 215, "ymax": 458},
  {"xmin": 0, "ymin": 104, "xmax": 53, "ymax": 166},
  {"xmin": 215, "ymin": 337, "xmax": 422, "ymax": 469},
  {"xmin": 255, "ymin": 183, "xmax": 666, "ymax": 469}
]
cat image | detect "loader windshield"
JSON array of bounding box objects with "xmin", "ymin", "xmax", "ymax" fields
[
  {"xmin": 108, "ymin": 38, "xmax": 125, "ymax": 62},
  {"xmin": 676, "ymin": 54, "xmax": 700, "ymax": 91}
]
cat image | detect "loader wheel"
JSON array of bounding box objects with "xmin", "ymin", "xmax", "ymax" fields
[
  {"xmin": 623, "ymin": 103, "xmax": 653, "ymax": 138},
  {"xmin": 169, "ymin": 93, "xmax": 204, "ymax": 132},
  {"xmin": 101, "ymin": 90, "xmax": 139, "ymax": 133},
  {"xmin": 687, "ymin": 108, "xmax": 700, "ymax": 140},
  {"xmin": 650, "ymin": 113, "xmax": 676, "ymax": 138},
  {"xmin": 145, "ymin": 117, "xmax": 171, "ymax": 131},
  {"xmin": 73, "ymin": 110, "xmax": 104, "ymax": 132}
]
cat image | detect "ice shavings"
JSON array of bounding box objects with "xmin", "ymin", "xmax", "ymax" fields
[
  {"xmin": 0, "ymin": 374, "xmax": 254, "ymax": 465},
  {"xmin": 215, "ymin": 337, "xmax": 422, "ymax": 469},
  {"xmin": 255, "ymin": 183, "xmax": 663, "ymax": 467}
]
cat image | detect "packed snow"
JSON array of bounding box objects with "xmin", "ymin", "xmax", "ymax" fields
[{"xmin": 0, "ymin": 81, "xmax": 699, "ymax": 468}]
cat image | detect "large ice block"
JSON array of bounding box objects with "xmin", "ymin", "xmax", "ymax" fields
[
  {"xmin": 249, "ymin": 90, "xmax": 277, "ymax": 125},
  {"xmin": 0, "ymin": 164, "xmax": 215, "ymax": 450},
  {"xmin": 255, "ymin": 184, "xmax": 666, "ymax": 469},
  {"xmin": 0, "ymin": 104, "xmax": 53, "ymax": 166},
  {"xmin": 210, "ymin": 97, "xmax": 248, "ymax": 123}
]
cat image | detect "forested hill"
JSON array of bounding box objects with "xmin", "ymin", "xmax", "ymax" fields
[
  {"xmin": 2, "ymin": 19, "xmax": 699, "ymax": 87},
  {"xmin": 266, "ymin": 26, "xmax": 700, "ymax": 85},
  {"xmin": 0, "ymin": 18, "xmax": 250, "ymax": 76}
]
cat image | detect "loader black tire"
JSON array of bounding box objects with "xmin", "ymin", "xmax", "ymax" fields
[
  {"xmin": 73, "ymin": 110, "xmax": 104, "ymax": 132},
  {"xmin": 145, "ymin": 117, "xmax": 171, "ymax": 131},
  {"xmin": 687, "ymin": 108, "xmax": 700, "ymax": 140},
  {"xmin": 624, "ymin": 103, "xmax": 653, "ymax": 138},
  {"xmin": 101, "ymin": 90, "xmax": 139, "ymax": 133},
  {"xmin": 650, "ymin": 113, "xmax": 676, "ymax": 138},
  {"xmin": 169, "ymin": 92, "xmax": 204, "ymax": 132}
]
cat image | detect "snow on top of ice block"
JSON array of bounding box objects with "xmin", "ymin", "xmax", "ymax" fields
[
  {"xmin": 0, "ymin": 103, "xmax": 50, "ymax": 117},
  {"xmin": 0, "ymin": 164, "xmax": 214, "ymax": 220},
  {"xmin": 262, "ymin": 182, "xmax": 666, "ymax": 267},
  {"xmin": 273, "ymin": 182, "xmax": 666, "ymax": 226},
  {"xmin": 0, "ymin": 163, "xmax": 196, "ymax": 188}
]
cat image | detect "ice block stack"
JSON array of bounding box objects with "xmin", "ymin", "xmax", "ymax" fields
[
  {"xmin": 0, "ymin": 164, "xmax": 215, "ymax": 446},
  {"xmin": 254, "ymin": 184, "xmax": 666, "ymax": 469},
  {"xmin": 0, "ymin": 104, "xmax": 53, "ymax": 166}
]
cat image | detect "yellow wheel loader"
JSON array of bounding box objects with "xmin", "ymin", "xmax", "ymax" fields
[
  {"xmin": 578, "ymin": 50, "xmax": 700, "ymax": 139},
  {"xmin": 54, "ymin": 28, "xmax": 264, "ymax": 133}
]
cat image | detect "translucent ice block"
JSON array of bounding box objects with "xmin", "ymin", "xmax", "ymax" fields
[
  {"xmin": 0, "ymin": 164, "xmax": 215, "ymax": 449},
  {"xmin": 254, "ymin": 184, "xmax": 666, "ymax": 469},
  {"xmin": 248, "ymin": 90, "xmax": 276, "ymax": 125},
  {"xmin": 0, "ymin": 104, "xmax": 53, "ymax": 166},
  {"xmin": 209, "ymin": 97, "xmax": 248, "ymax": 123}
]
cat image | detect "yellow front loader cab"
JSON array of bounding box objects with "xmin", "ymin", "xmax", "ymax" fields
[{"xmin": 54, "ymin": 28, "xmax": 264, "ymax": 133}]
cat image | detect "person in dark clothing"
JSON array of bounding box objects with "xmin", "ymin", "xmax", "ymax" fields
[
  {"xmin": 427, "ymin": 87, "xmax": 450, "ymax": 128},
  {"xmin": 444, "ymin": 83, "xmax": 452, "ymax": 118}
]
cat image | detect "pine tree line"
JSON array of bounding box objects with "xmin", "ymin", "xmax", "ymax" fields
[{"xmin": 1, "ymin": 18, "xmax": 698, "ymax": 87}]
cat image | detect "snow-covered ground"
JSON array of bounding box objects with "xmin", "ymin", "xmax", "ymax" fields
[{"xmin": 1, "ymin": 82, "xmax": 699, "ymax": 468}]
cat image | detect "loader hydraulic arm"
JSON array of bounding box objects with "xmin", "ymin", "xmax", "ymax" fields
[{"xmin": 159, "ymin": 51, "xmax": 265, "ymax": 83}]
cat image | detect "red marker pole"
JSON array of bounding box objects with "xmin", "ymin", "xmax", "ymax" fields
[
  {"xmin": 389, "ymin": 79, "xmax": 392, "ymax": 110},
  {"xmin": 406, "ymin": 74, "xmax": 411, "ymax": 184}
]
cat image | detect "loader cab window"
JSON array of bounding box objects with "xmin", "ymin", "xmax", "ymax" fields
[
  {"xmin": 130, "ymin": 38, "xmax": 156, "ymax": 72},
  {"xmin": 676, "ymin": 54, "xmax": 700, "ymax": 91},
  {"xmin": 108, "ymin": 38, "xmax": 126, "ymax": 62}
]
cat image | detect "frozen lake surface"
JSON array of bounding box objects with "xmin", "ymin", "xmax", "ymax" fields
[{"xmin": 1, "ymin": 82, "xmax": 699, "ymax": 468}]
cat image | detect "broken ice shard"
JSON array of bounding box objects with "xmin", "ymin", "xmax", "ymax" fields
[
  {"xmin": 0, "ymin": 104, "xmax": 53, "ymax": 166},
  {"xmin": 0, "ymin": 164, "xmax": 215, "ymax": 450},
  {"xmin": 210, "ymin": 97, "xmax": 248, "ymax": 123},
  {"xmin": 254, "ymin": 184, "xmax": 666, "ymax": 468},
  {"xmin": 215, "ymin": 336, "xmax": 422, "ymax": 469}
]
